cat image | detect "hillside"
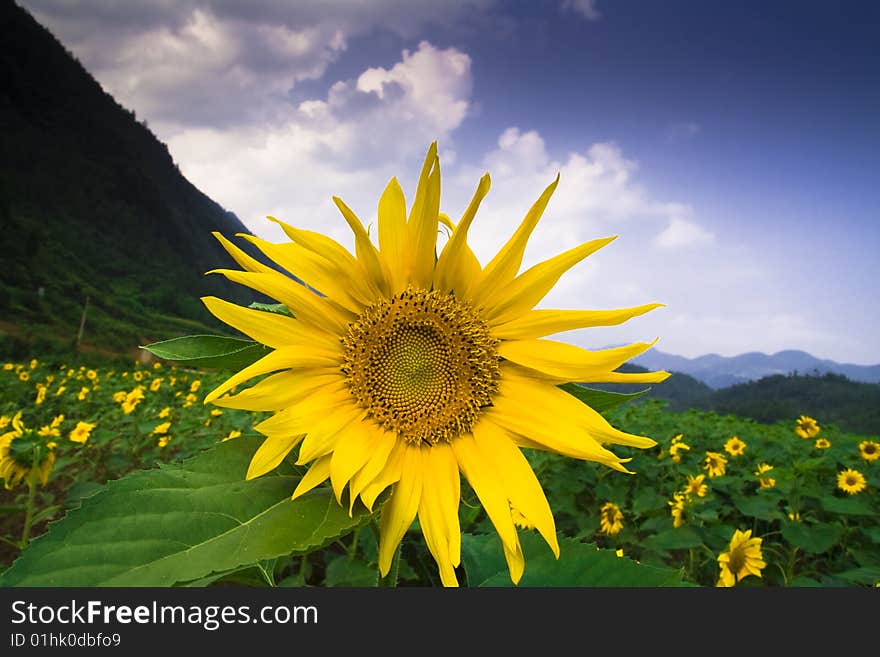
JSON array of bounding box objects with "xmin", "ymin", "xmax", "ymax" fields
[
  {"xmin": 693, "ymin": 371, "xmax": 880, "ymax": 437},
  {"xmin": 608, "ymin": 364, "xmax": 880, "ymax": 436},
  {"xmin": 0, "ymin": 0, "xmax": 265, "ymax": 359},
  {"xmin": 631, "ymin": 348, "xmax": 880, "ymax": 388}
]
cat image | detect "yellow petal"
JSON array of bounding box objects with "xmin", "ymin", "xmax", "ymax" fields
[
  {"xmin": 291, "ymin": 455, "xmax": 331, "ymax": 500},
  {"xmin": 332, "ymin": 196, "xmax": 389, "ymax": 297},
  {"xmin": 201, "ymin": 296, "xmax": 306, "ymax": 350},
  {"xmin": 377, "ymin": 177, "xmax": 409, "ymax": 294},
  {"xmin": 502, "ymin": 536, "xmax": 526, "ymax": 585},
  {"xmin": 492, "ymin": 304, "xmax": 665, "ymax": 340},
  {"xmin": 500, "ymin": 370, "xmax": 657, "ymax": 449},
  {"xmin": 470, "ymin": 174, "xmax": 559, "ymax": 306},
  {"xmin": 349, "ymin": 428, "xmax": 398, "ymax": 513},
  {"xmin": 246, "ymin": 433, "xmax": 305, "ymax": 480},
  {"xmin": 235, "ymin": 235, "xmax": 366, "ymax": 313},
  {"xmin": 329, "ymin": 423, "xmax": 385, "ymax": 509},
  {"xmin": 208, "ymin": 268, "xmax": 353, "ymax": 335},
  {"xmin": 267, "ymin": 216, "xmax": 359, "ymax": 274},
  {"xmin": 485, "ymin": 389, "xmax": 633, "ymax": 472},
  {"xmin": 252, "ymin": 383, "xmax": 351, "ymax": 436},
  {"xmin": 203, "ymin": 347, "xmax": 340, "ymax": 404},
  {"xmin": 472, "ymin": 421, "xmax": 559, "ymax": 557},
  {"xmin": 360, "ymin": 438, "xmax": 407, "ymax": 511},
  {"xmin": 378, "ymin": 446, "xmax": 423, "ymax": 576},
  {"xmin": 210, "ymin": 371, "xmax": 341, "ymax": 411},
  {"xmin": 483, "ymin": 236, "xmax": 617, "ymax": 323},
  {"xmin": 417, "ymin": 443, "xmax": 461, "ymax": 586},
  {"xmin": 212, "ymin": 232, "xmax": 277, "ymax": 274},
  {"xmin": 451, "ymin": 433, "xmax": 519, "ymax": 553},
  {"xmin": 498, "ymin": 338, "xmax": 660, "ymax": 381},
  {"xmin": 435, "ymin": 173, "xmax": 490, "ymax": 297},
  {"xmin": 408, "ymin": 144, "xmax": 441, "ymax": 289}
]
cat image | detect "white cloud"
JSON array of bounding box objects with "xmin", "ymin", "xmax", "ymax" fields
[
  {"xmin": 166, "ymin": 40, "xmax": 474, "ymax": 246},
  {"xmin": 654, "ymin": 217, "xmax": 715, "ymax": 249},
  {"xmin": 561, "ymin": 0, "xmax": 601, "ymax": 21}
]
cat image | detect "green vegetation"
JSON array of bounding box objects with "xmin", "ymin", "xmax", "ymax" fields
[
  {"xmin": 1, "ymin": 358, "xmax": 876, "ymax": 587},
  {"xmin": 0, "ymin": 1, "xmax": 265, "ymax": 359}
]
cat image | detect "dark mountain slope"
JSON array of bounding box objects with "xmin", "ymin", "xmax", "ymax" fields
[{"xmin": 0, "ymin": 0, "xmax": 264, "ymax": 356}]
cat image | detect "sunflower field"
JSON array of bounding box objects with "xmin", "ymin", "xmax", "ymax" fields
[{"xmin": 1, "ymin": 356, "xmax": 877, "ymax": 588}]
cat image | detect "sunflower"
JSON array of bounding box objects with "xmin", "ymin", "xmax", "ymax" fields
[
  {"xmin": 858, "ymin": 440, "xmax": 879, "ymax": 462},
  {"xmin": 201, "ymin": 143, "xmax": 668, "ymax": 586},
  {"xmin": 795, "ymin": 415, "xmax": 820, "ymax": 439},
  {"xmin": 669, "ymin": 434, "xmax": 690, "ymax": 463},
  {"xmin": 69, "ymin": 421, "xmax": 96, "ymax": 445},
  {"xmin": 837, "ymin": 468, "xmax": 867, "ymax": 495},
  {"xmin": 703, "ymin": 451, "xmax": 728, "ymax": 478},
  {"xmin": 814, "ymin": 438, "xmax": 831, "ymax": 449},
  {"xmin": 0, "ymin": 412, "xmax": 56, "ymax": 490},
  {"xmin": 599, "ymin": 502, "xmax": 624, "ymax": 536},
  {"xmin": 754, "ymin": 463, "xmax": 775, "ymax": 489},
  {"xmin": 668, "ymin": 492, "xmax": 687, "ymax": 528},
  {"xmin": 723, "ymin": 436, "xmax": 746, "ymax": 457},
  {"xmin": 716, "ymin": 528, "xmax": 765, "ymax": 587},
  {"xmin": 684, "ymin": 473, "xmax": 708, "ymax": 498}
]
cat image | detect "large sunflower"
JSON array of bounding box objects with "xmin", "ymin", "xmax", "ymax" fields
[{"xmin": 202, "ymin": 143, "xmax": 668, "ymax": 586}]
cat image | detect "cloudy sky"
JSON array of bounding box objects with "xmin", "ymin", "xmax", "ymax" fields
[{"xmin": 19, "ymin": 0, "xmax": 880, "ymax": 364}]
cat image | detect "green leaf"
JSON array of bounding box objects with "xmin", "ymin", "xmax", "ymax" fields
[
  {"xmin": 248, "ymin": 302, "xmax": 294, "ymax": 317},
  {"xmin": 460, "ymin": 532, "xmax": 693, "ymax": 587},
  {"xmin": 631, "ymin": 488, "xmax": 669, "ymax": 514},
  {"xmin": 139, "ymin": 334, "xmax": 272, "ymax": 371},
  {"xmin": 732, "ymin": 495, "xmax": 784, "ymax": 521},
  {"xmin": 559, "ymin": 383, "xmax": 651, "ymax": 414},
  {"xmin": 830, "ymin": 566, "xmax": 880, "ymax": 586},
  {"xmin": 324, "ymin": 554, "xmax": 380, "ymax": 587},
  {"xmin": 781, "ymin": 521, "xmax": 844, "ymax": 554},
  {"xmin": 820, "ymin": 495, "xmax": 875, "ymax": 516},
  {"xmin": 0, "ymin": 435, "xmax": 377, "ymax": 587},
  {"xmin": 642, "ymin": 526, "xmax": 705, "ymax": 550}
]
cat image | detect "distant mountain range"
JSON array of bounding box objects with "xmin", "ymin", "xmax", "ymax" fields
[{"xmin": 630, "ymin": 349, "xmax": 880, "ymax": 389}]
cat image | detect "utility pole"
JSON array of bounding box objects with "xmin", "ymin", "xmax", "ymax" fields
[{"xmin": 76, "ymin": 295, "xmax": 90, "ymax": 351}]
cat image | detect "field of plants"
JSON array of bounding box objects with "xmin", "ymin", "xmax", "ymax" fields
[{"xmin": 1, "ymin": 356, "xmax": 877, "ymax": 587}]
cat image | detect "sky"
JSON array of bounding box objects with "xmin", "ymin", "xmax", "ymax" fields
[{"xmin": 18, "ymin": 0, "xmax": 880, "ymax": 365}]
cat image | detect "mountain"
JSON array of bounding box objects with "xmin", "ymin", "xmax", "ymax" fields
[
  {"xmin": 631, "ymin": 348, "xmax": 880, "ymax": 389},
  {"xmin": 0, "ymin": 0, "xmax": 266, "ymax": 359}
]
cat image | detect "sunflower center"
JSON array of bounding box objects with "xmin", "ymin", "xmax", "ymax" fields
[{"xmin": 341, "ymin": 286, "xmax": 500, "ymax": 445}]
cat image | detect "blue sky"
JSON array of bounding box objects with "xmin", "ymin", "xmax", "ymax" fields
[{"xmin": 19, "ymin": 0, "xmax": 880, "ymax": 364}]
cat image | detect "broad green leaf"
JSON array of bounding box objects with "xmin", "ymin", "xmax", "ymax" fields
[
  {"xmin": 140, "ymin": 334, "xmax": 271, "ymax": 370},
  {"xmin": 249, "ymin": 302, "xmax": 294, "ymax": 317},
  {"xmin": 460, "ymin": 532, "xmax": 693, "ymax": 587},
  {"xmin": 820, "ymin": 495, "xmax": 875, "ymax": 516},
  {"xmin": 732, "ymin": 495, "xmax": 784, "ymax": 521},
  {"xmin": 642, "ymin": 526, "xmax": 705, "ymax": 550},
  {"xmin": 831, "ymin": 566, "xmax": 880, "ymax": 586},
  {"xmin": 559, "ymin": 383, "xmax": 650, "ymax": 414},
  {"xmin": 788, "ymin": 576, "xmax": 823, "ymax": 587},
  {"xmin": 862, "ymin": 526, "xmax": 880, "ymax": 543},
  {"xmin": 631, "ymin": 488, "xmax": 669, "ymax": 514},
  {"xmin": 0, "ymin": 435, "xmax": 376, "ymax": 587},
  {"xmin": 324, "ymin": 554, "xmax": 380, "ymax": 587},
  {"xmin": 781, "ymin": 521, "xmax": 844, "ymax": 554}
]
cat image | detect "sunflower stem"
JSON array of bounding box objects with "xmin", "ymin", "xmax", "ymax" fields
[{"xmin": 19, "ymin": 476, "xmax": 37, "ymax": 549}]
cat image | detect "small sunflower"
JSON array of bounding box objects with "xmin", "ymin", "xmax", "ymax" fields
[
  {"xmin": 202, "ymin": 143, "xmax": 669, "ymax": 586},
  {"xmin": 0, "ymin": 412, "xmax": 56, "ymax": 489},
  {"xmin": 599, "ymin": 501, "xmax": 624, "ymax": 536},
  {"xmin": 724, "ymin": 436, "xmax": 746, "ymax": 457},
  {"xmin": 69, "ymin": 421, "xmax": 96, "ymax": 444},
  {"xmin": 668, "ymin": 492, "xmax": 687, "ymax": 528},
  {"xmin": 837, "ymin": 468, "xmax": 867, "ymax": 495},
  {"xmin": 858, "ymin": 440, "xmax": 879, "ymax": 462},
  {"xmin": 814, "ymin": 438, "xmax": 831, "ymax": 449},
  {"xmin": 703, "ymin": 451, "xmax": 728, "ymax": 478},
  {"xmin": 754, "ymin": 463, "xmax": 775, "ymax": 489},
  {"xmin": 669, "ymin": 434, "xmax": 690, "ymax": 463},
  {"xmin": 684, "ymin": 473, "xmax": 708, "ymax": 498},
  {"xmin": 716, "ymin": 528, "xmax": 766, "ymax": 587},
  {"xmin": 795, "ymin": 415, "xmax": 820, "ymax": 439}
]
